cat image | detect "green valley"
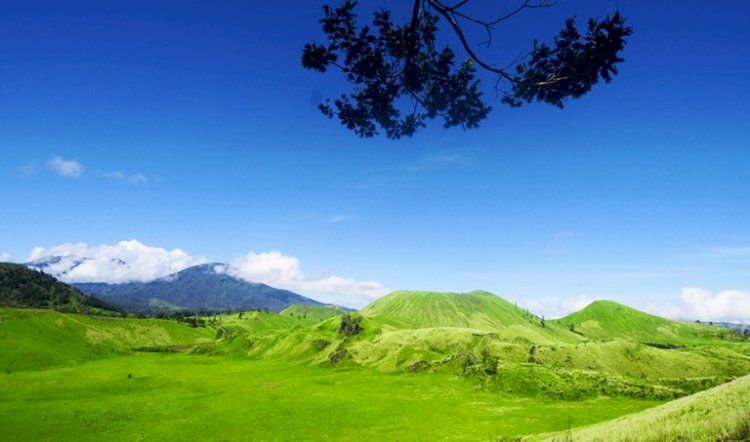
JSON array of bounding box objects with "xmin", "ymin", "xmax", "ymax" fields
[{"xmin": 1, "ymin": 289, "xmax": 750, "ymax": 441}]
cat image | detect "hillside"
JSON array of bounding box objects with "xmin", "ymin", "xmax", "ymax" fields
[
  {"xmin": 0, "ymin": 263, "xmax": 115, "ymax": 314},
  {"xmin": 280, "ymin": 304, "xmax": 346, "ymax": 322},
  {"xmin": 197, "ymin": 291, "xmax": 750, "ymax": 395},
  {"xmin": 73, "ymin": 263, "xmax": 323, "ymax": 314},
  {"xmin": 0, "ymin": 307, "xmax": 213, "ymax": 371},
  {"xmin": 363, "ymin": 290, "xmax": 542, "ymax": 329},
  {"xmin": 528, "ymin": 373, "xmax": 750, "ymax": 441},
  {"xmin": 554, "ymin": 300, "xmax": 737, "ymax": 344}
]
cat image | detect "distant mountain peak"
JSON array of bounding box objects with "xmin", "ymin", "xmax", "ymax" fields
[{"xmin": 73, "ymin": 263, "xmax": 323, "ymax": 314}]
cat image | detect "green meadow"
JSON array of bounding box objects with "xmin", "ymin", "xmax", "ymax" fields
[
  {"xmin": 0, "ymin": 353, "xmax": 658, "ymax": 441},
  {"xmin": 2, "ymin": 290, "xmax": 750, "ymax": 441}
]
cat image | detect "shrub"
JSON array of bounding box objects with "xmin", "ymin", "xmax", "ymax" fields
[{"xmin": 338, "ymin": 314, "xmax": 363, "ymax": 337}]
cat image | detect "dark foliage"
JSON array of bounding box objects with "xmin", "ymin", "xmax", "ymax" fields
[
  {"xmin": 0, "ymin": 263, "xmax": 118, "ymax": 315},
  {"xmin": 303, "ymin": 0, "xmax": 632, "ymax": 139},
  {"xmin": 328, "ymin": 344, "xmax": 350, "ymax": 364},
  {"xmin": 642, "ymin": 342, "xmax": 684, "ymax": 350},
  {"xmin": 502, "ymin": 12, "xmax": 632, "ymax": 108},
  {"xmin": 407, "ymin": 360, "xmax": 431, "ymax": 373},
  {"xmin": 338, "ymin": 313, "xmax": 363, "ymax": 336}
]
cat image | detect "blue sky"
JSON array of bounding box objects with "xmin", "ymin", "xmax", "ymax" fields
[{"xmin": 2, "ymin": 1, "xmax": 750, "ymax": 318}]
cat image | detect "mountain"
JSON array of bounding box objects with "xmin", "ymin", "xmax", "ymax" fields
[
  {"xmin": 0, "ymin": 262, "xmax": 115, "ymax": 314},
  {"xmin": 72, "ymin": 263, "xmax": 323, "ymax": 314},
  {"xmin": 714, "ymin": 322, "xmax": 750, "ymax": 334},
  {"xmin": 554, "ymin": 300, "xmax": 736, "ymax": 344}
]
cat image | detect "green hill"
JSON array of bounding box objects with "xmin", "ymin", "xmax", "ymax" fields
[
  {"xmin": 554, "ymin": 300, "xmax": 737, "ymax": 344},
  {"xmin": 280, "ymin": 304, "xmax": 346, "ymax": 323},
  {"xmin": 0, "ymin": 307, "xmax": 214, "ymax": 372},
  {"xmin": 528, "ymin": 372, "xmax": 750, "ymax": 441},
  {"xmin": 198, "ymin": 291, "xmax": 750, "ymax": 397},
  {"xmin": 363, "ymin": 290, "xmax": 545, "ymax": 330},
  {"xmin": 0, "ymin": 263, "xmax": 115, "ymax": 314}
]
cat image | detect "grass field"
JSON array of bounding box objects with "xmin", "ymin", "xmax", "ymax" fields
[
  {"xmin": 529, "ymin": 373, "xmax": 750, "ymax": 441},
  {"xmin": 0, "ymin": 352, "xmax": 659, "ymax": 441}
]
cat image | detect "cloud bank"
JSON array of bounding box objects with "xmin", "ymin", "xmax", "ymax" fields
[
  {"xmin": 648, "ymin": 288, "xmax": 750, "ymax": 324},
  {"xmin": 47, "ymin": 157, "xmax": 84, "ymax": 178},
  {"xmin": 230, "ymin": 251, "xmax": 387, "ymax": 307},
  {"xmin": 0, "ymin": 252, "xmax": 11, "ymax": 262},
  {"xmin": 26, "ymin": 241, "xmax": 388, "ymax": 307},
  {"xmin": 28, "ymin": 240, "xmax": 206, "ymax": 283}
]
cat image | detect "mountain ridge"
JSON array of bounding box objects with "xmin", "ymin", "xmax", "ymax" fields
[{"xmin": 71, "ymin": 263, "xmax": 324, "ymax": 314}]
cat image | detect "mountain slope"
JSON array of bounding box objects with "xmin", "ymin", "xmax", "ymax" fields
[
  {"xmin": 554, "ymin": 300, "xmax": 736, "ymax": 344},
  {"xmin": 73, "ymin": 263, "xmax": 322, "ymax": 314},
  {"xmin": 0, "ymin": 263, "xmax": 115, "ymax": 314}
]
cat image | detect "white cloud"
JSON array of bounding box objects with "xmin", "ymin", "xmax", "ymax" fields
[
  {"xmin": 560, "ymin": 294, "xmax": 596, "ymax": 314},
  {"xmin": 229, "ymin": 251, "xmax": 388, "ymax": 308},
  {"xmin": 101, "ymin": 170, "xmax": 148, "ymax": 185},
  {"xmin": 647, "ymin": 287, "xmax": 750, "ymax": 324},
  {"xmin": 24, "ymin": 241, "xmax": 388, "ymax": 308},
  {"xmin": 0, "ymin": 252, "xmax": 11, "ymax": 262},
  {"xmin": 515, "ymin": 294, "xmax": 597, "ymax": 319},
  {"xmin": 47, "ymin": 156, "xmax": 84, "ymax": 178},
  {"xmin": 27, "ymin": 240, "xmax": 206, "ymax": 283}
]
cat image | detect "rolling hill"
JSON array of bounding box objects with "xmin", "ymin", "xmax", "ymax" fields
[
  {"xmin": 202, "ymin": 290, "xmax": 750, "ymax": 396},
  {"xmin": 361, "ymin": 290, "xmax": 534, "ymax": 329},
  {"xmin": 0, "ymin": 307, "xmax": 213, "ymax": 371},
  {"xmin": 554, "ymin": 300, "xmax": 737, "ymax": 344},
  {"xmin": 2, "ymin": 288, "xmax": 750, "ymax": 440},
  {"xmin": 72, "ymin": 263, "xmax": 323, "ymax": 314},
  {"xmin": 280, "ymin": 304, "xmax": 347, "ymax": 322}
]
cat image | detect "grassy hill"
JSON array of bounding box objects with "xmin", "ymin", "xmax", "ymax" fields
[
  {"xmin": 0, "ymin": 263, "xmax": 116, "ymax": 314},
  {"xmin": 554, "ymin": 300, "xmax": 738, "ymax": 344},
  {"xmin": 529, "ymin": 373, "xmax": 750, "ymax": 441},
  {"xmin": 360, "ymin": 290, "xmax": 580, "ymax": 342},
  {"xmin": 280, "ymin": 304, "xmax": 346, "ymax": 323},
  {"xmin": 0, "ymin": 307, "xmax": 214, "ymax": 372},
  {"xmin": 361, "ymin": 290, "xmax": 535, "ymax": 329},
  {"xmin": 197, "ymin": 291, "xmax": 750, "ymax": 398}
]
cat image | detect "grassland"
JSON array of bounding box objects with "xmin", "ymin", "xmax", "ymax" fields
[
  {"xmin": 0, "ymin": 307, "xmax": 213, "ymax": 372},
  {"xmin": 2, "ymin": 290, "xmax": 750, "ymax": 440},
  {"xmin": 0, "ymin": 352, "xmax": 659, "ymax": 441},
  {"xmin": 529, "ymin": 373, "xmax": 750, "ymax": 441}
]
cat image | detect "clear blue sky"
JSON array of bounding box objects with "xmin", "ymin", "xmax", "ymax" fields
[{"xmin": 2, "ymin": 1, "xmax": 749, "ymax": 316}]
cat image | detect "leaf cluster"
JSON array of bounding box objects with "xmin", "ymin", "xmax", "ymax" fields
[
  {"xmin": 303, "ymin": 1, "xmax": 632, "ymax": 138},
  {"xmin": 503, "ymin": 12, "xmax": 633, "ymax": 107},
  {"xmin": 303, "ymin": 0, "xmax": 490, "ymax": 139}
]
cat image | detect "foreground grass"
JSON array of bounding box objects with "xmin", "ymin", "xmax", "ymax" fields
[
  {"xmin": 0, "ymin": 353, "xmax": 658, "ymax": 441},
  {"xmin": 529, "ymin": 374, "xmax": 750, "ymax": 442}
]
